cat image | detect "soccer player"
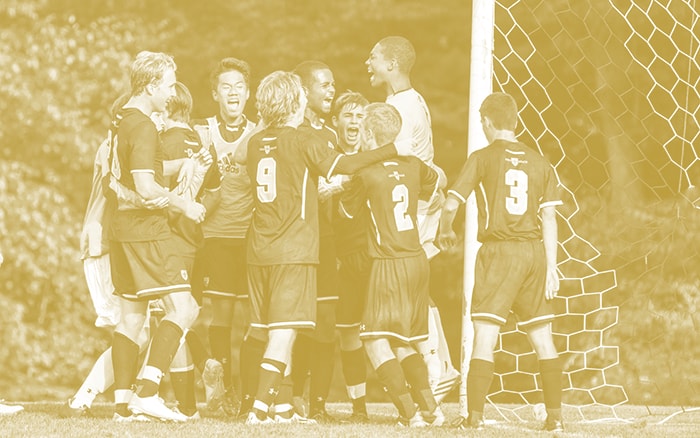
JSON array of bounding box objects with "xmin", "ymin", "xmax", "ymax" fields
[
  {"xmin": 366, "ymin": 35, "xmax": 460, "ymax": 401},
  {"xmin": 289, "ymin": 60, "xmax": 339, "ymax": 423},
  {"xmin": 330, "ymin": 90, "xmax": 371, "ymax": 422},
  {"xmin": 0, "ymin": 249, "xmax": 24, "ymax": 416},
  {"xmin": 160, "ymin": 81, "xmax": 221, "ymax": 420},
  {"xmin": 243, "ymin": 71, "xmax": 405, "ymax": 425},
  {"xmin": 107, "ymin": 51, "xmax": 205, "ymax": 422},
  {"xmin": 191, "ymin": 57, "xmax": 258, "ymax": 415},
  {"xmin": 340, "ymin": 102, "xmax": 443, "ymax": 427},
  {"xmin": 437, "ymin": 92, "xmax": 563, "ymax": 432}
]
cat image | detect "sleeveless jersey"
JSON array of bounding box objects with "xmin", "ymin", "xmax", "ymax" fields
[{"xmin": 448, "ymin": 140, "xmax": 562, "ymax": 242}]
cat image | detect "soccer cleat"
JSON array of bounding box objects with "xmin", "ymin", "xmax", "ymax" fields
[
  {"xmin": 128, "ymin": 394, "xmax": 187, "ymax": 422},
  {"xmin": 0, "ymin": 402, "xmax": 23, "ymax": 416},
  {"xmin": 341, "ymin": 411, "xmax": 369, "ymax": 424},
  {"xmin": 112, "ymin": 412, "xmax": 151, "ymax": 422},
  {"xmin": 454, "ymin": 414, "xmax": 484, "ymax": 430},
  {"xmin": 221, "ymin": 387, "xmax": 238, "ymax": 416},
  {"xmin": 309, "ymin": 408, "xmax": 335, "ymax": 424},
  {"xmin": 432, "ymin": 367, "xmax": 461, "ymax": 403},
  {"xmin": 397, "ymin": 411, "xmax": 428, "ymax": 428},
  {"xmin": 422, "ymin": 405, "xmax": 445, "ymax": 426},
  {"xmin": 292, "ymin": 395, "xmax": 308, "ymax": 418},
  {"xmin": 59, "ymin": 398, "xmax": 90, "ymax": 418},
  {"xmin": 274, "ymin": 412, "xmax": 318, "ymax": 424},
  {"xmin": 245, "ymin": 411, "xmax": 273, "ymax": 425},
  {"xmin": 173, "ymin": 406, "xmax": 201, "ymax": 421},
  {"xmin": 202, "ymin": 358, "xmax": 225, "ymax": 411},
  {"xmin": 544, "ymin": 416, "xmax": 564, "ymax": 432}
]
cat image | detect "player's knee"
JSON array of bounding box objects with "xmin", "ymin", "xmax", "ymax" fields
[{"xmin": 116, "ymin": 312, "xmax": 147, "ymax": 342}]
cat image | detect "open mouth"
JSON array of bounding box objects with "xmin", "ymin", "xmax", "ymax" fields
[{"xmin": 346, "ymin": 126, "xmax": 359, "ymax": 142}]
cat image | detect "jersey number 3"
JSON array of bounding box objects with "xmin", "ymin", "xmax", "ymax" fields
[
  {"xmin": 392, "ymin": 184, "xmax": 414, "ymax": 231},
  {"xmin": 256, "ymin": 157, "xmax": 277, "ymax": 203},
  {"xmin": 505, "ymin": 168, "xmax": 528, "ymax": 215}
]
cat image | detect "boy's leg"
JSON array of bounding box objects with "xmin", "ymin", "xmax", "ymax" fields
[
  {"xmin": 526, "ymin": 322, "xmax": 562, "ymax": 425},
  {"xmin": 466, "ymin": 321, "xmax": 501, "ymax": 424}
]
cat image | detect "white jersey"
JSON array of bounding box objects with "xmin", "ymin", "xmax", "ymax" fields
[{"xmin": 386, "ymin": 88, "xmax": 434, "ymax": 166}]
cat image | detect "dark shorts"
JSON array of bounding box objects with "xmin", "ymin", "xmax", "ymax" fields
[
  {"xmin": 317, "ymin": 236, "xmax": 338, "ymax": 300},
  {"xmin": 336, "ymin": 250, "xmax": 371, "ymax": 328},
  {"xmin": 192, "ymin": 237, "xmax": 248, "ymax": 301},
  {"xmin": 471, "ymin": 240, "xmax": 554, "ymax": 328},
  {"xmin": 360, "ymin": 254, "xmax": 430, "ymax": 344},
  {"xmin": 110, "ymin": 237, "xmax": 191, "ymax": 301},
  {"xmin": 247, "ymin": 264, "xmax": 316, "ymax": 330}
]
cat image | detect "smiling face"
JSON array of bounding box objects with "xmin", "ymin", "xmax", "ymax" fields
[
  {"xmin": 150, "ymin": 67, "xmax": 177, "ymax": 113},
  {"xmin": 305, "ymin": 68, "xmax": 335, "ymax": 116},
  {"xmin": 333, "ymin": 102, "xmax": 366, "ymax": 152},
  {"xmin": 365, "ymin": 42, "xmax": 391, "ymax": 88},
  {"xmin": 212, "ymin": 69, "xmax": 249, "ymax": 124}
]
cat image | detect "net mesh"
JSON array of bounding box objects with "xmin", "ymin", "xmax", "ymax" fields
[{"xmin": 485, "ymin": 0, "xmax": 699, "ymax": 422}]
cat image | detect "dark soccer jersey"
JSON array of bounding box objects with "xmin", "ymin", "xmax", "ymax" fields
[
  {"xmin": 299, "ymin": 119, "xmax": 339, "ymax": 239},
  {"xmin": 161, "ymin": 126, "xmax": 221, "ymax": 247},
  {"xmin": 448, "ymin": 139, "xmax": 562, "ymax": 242},
  {"xmin": 246, "ymin": 126, "xmax": 341, "ymax": 265},
  {"xmin": 108, "ymin": 108, "xmax": 169, "ymax": 242},
  {"xmin": 342, "ymin": 156, "xmax": 439, "ymax": 259}
]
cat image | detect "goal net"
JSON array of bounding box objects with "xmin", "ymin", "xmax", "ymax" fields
[{"xmin": 464, "ymin": 0, "xmax": 699, "ymax": 422}]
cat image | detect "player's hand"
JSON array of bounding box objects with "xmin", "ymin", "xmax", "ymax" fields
[
  {"xmin": 545, "ymin": 266, "xmax": 560, "ymax": 300},
  {"xmin": 437, "ymin": 230, "xmax": 458, "ymax": 251},
  {"xmin": 176, "ymin": 159, "xmax": 196, "ymax": 195},
  {"xmin": 185, "ymin": 201, "xmax": 206, "ymax": 224},
  {"xmin": 142, "ymin": 196, "xmax": 169, "ymax": 210},
  {"xmin": 194, "ymin": 148, "xmax": 213, "ymax": 168}
]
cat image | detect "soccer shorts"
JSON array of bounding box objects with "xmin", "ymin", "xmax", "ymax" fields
[
  {"xmin": 471, "ymin": 239, "xmax": 555, "ymax": 328},
  {"xmin": 192, "ymin": 237, "xmax": 248, "ymax": 301},
  {"xmin": 83, "ymin": 254, "xmax": 120, "ymax": 328},
  {"xmin": 110, "ymin": 237, "xmax": 191, "ymax": 301},
  {"xmin": 247, "ymin": 264, "xmax": 316, "ymax": 330},
  {"xmin": 317, "ymin": 235, "xmax": 339, "ymax": 300},
  {"xmin": 336, "ymin": 250, "xmax": 371, "ymax": 329},
  {"xmin": 360, "ymin": 254, "xmax": 430, "ymax": 344}
]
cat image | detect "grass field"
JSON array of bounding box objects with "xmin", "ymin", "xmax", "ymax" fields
[{"xmin": 1, "ymin": 401, "xmax": 698, "ymax": 437}]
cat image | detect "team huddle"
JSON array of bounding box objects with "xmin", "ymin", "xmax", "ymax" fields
[{"xmin": 70, "ymin": 35, "xmax": 564, "ymax": 432}]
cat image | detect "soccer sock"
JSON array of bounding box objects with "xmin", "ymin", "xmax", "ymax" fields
[
  {"xmin": 137, "ymin": 320, "xmax": 183, "ymax": 397},
  {"xmin": 239, "ymin": 335, "xmax": 265, "ymax": 415},
  {"xmin": 275, "ymin": 373, "xmax": 294, "ymax": 419},
  {"xmin": 252, "ymin": 359, "xmax": 286, "ymax": 420},
  {"xmin": 209, "ymin": 325, "xmax": 232, "ymax": 388},
  {"xmin": 400, "ymin": 353, "xmax": 438, "ymax": 414},
  {"xmin": 309, "ymin": 340, "xmax": 335, "ymax": 415},
  {"xmin": 341, "ymin": 348, "xmax": 367, "ymax": 415},
  {"xmin": 170, "ymin": 367, "xmax": 197, "ymax": 417},
  {"xmin": 112, "ymin": 333, "xmax": 139, "ymax": 416},
  {"xmin": 291, "ymin": 334, "xmax": 312, "ymax": 397},
  {"xmin": 185, "ymin": 330, "xmax": 209, "ymax": 373},
  {"xmin": 375, "ymin": 359, "xmax": 416, "ymax": 420},
  {"xmin": 466, "ymin": 358, "xmax": 494, "ymax": 417},
  {"xmin": 72, "ymin": 347, "xmax": 114, "ymax": 408},
  {"xmin": 539, "ymin": 358, "xmax": 562, "ymax": 419}
]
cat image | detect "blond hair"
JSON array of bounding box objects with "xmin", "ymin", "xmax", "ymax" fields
[
  {"xmin": 364, "ymin": 102, "xmax": 402, "ymax": 146},
  {"xmin": 130, "ymin": 51, "xmax": 176, "ymax": 96},
  {"xmin": 255, "ymin": 71, "xmax": 304, "ymax": 128}
]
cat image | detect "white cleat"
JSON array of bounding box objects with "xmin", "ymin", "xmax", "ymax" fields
[
  {"xmin": 0, "ymin": 402, "xmax": 23, "ymax": 416},
  {"xmin": 128, "ymin": 394, "xmax": 187, "ymax": 422},
  {"xmin": 274, "ymin": 412, "xmax": 318, "ymax": 424},
  {"xmin": 423, "ymin": 405, "xmax": 445, "ymax": 426},
  {"xmin": 173, "ymin": 406, "xmax": 201, "ymax": 421},
  {"xmin": 398, "ymin": 411, "xmax": 428, "ymax": 428},
  {"xmin": 202, "ymin": 358, "xmax": 226, "ymax": 411},
  {"xmin": 432, "ymin": 367, "xmax": 461, "ymax": 404},
  {"xmin": 246, "ymin": 411, "xmax": 273, "ymax": 425},
  {"xmin": 112, "ymin": 412, "xmax": 151, "ymax": 422}
]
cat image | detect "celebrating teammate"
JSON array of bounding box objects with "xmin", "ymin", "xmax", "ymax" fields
[
  {"xmin": 340, "ymin": 102, "xmax": 443, "ymax": 427},
  {"xmin": 437, "ymin": 92, "xmax": 563, "ymax": 432},
  {"xmin": 366, "ymin": 36, "xmax": 460, "ymax": 401}
]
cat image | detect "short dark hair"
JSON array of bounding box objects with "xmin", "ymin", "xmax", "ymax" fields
[
  {"xmin": 377, "ymin": 36, "xmax": 415, "ymax": 73},
  {"xmin": 332, "ymin": 90, "xmax": 369, "ymax": 118},
  {"xmin": 209, "ymin": 57, "xmax": 251, "ymax": 90},
  {"xmin": 293, "ymin": 60, "xmax": 331, "ymax": 89},
  {"xmin": 480, "ymin": 92, "xmax": 518, "ymax": 131},
  {"xmin": 166, "ymin": 81, "xmax": 193, "ymax": 123}
]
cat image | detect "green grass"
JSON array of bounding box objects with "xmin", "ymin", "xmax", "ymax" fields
[{"xmin": 1, "ymin": 402, "xmax": 698, "ymax": 438}]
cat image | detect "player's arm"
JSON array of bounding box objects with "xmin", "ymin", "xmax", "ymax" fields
[
  {"xmin": 541, "ymin": 205, "xmax": 559, "ymax": 300},
  {"xmin": 328, "ymin": 143, "xmax": 397, "ymax": 177},
  {"xmin": 436, "ymin": 156, "xmax": 479, "ymax": 250}
]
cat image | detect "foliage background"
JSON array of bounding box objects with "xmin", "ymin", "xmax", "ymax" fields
[{"xmin": 0, "ymin": 0, "xmax": 697, "ymax": 408}]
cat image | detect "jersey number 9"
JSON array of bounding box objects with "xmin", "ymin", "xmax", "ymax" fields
[{"xmin": 256, "ymin": 157, "xmax": 277, "ymax": 203}]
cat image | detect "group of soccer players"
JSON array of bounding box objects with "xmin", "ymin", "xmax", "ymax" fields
[{"xmin": 67, "ymin": 34, "xmax": 565, "ymax": 432}]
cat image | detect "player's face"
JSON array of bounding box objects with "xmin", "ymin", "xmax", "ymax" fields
[
  {"xmin": 151, "ymin": 68, "xmax": 177, "ymax": 113},
  {"xmin": 359, "ymin": 122, "xmax": 377, "ymax": 151},
  {"xmin": 213, "ymin": 69, "xmax": 249, "ymax": 123},
  {"xmin": 333, "ymin": 103, "xmax": 365, "ymax": 152},
  {"xmin": 305, "ymin": 68, "xmax": 335, "ymax": 116},
  {"xmin": 366, "ymin": 43, "xmax": 391, "ymax": 88}
]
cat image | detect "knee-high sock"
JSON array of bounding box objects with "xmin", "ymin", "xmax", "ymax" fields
[
  {"xmin": 239, "ymin": 335, "xmax": 265, "ymax": 414},
  {"xmin": 309, "ymin": 340, "xmax": 335, "ymax": 414},
  {"xmin": 341, "ymin": 348, "xmax": 367, "ymax": 415},
  {"xmin": 375, "ymin": 359, "xmax": 416, "ymax": 419},
  {"xmin": 401, "ymin": 353, "xmax": 437, "ymax": 414},
  {"xmin": 112, "ymin": 333, "xmax": 139, "ymax": 416},
  {"xmin": 252, "ymin": 359, "xmax": 286, "ymax": 420},
  {"xmin": 71, "ymin": 347, "xmax": 114, "ymax": 408},
  {"xmin": 170, "ymin": 367, "xmax": 196, "ymax": 416},
  {"xmin": 137, "ymin": 320, "xmax": 183, "ymax": 397},
  {"xmin": 539, "ymin": 358, "xmax": 562, "ymax": 417},
  {"xmin": 291, "ymin": 334, "xmax": 312, "ymax": 397},
  {"xmin": 466, "ymin": 358, "xmax": 494, "ymax": 416},
  {"xmin": 209, "ymin": 325, "xmax": 232, "ymax": 388},
  {"xmin": 185, "ymin": 330, "xmax": 209, "ymax": 373}
]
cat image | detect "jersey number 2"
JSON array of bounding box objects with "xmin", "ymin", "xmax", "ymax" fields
[
  {"xmin": 392, "ymin": 184, "xmax": 414, "ymax": 231},
  {"xmin": 256, "ymin": 157, "xmax": 277, "ymax": 203},
  {"xmin": 505, "ymin": 169, "xmax": 528, "ymax": 215}
]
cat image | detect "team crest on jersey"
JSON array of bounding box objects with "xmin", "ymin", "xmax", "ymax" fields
[
  {"xmin": 388, "ymin": 171, "xmax": 405, "ymax": 181},
  {"xmin": 180, "ymin": 270, "xmax": 189, "ymax": 281},
  {"xmin": 261, "ymin": 144, "xmax": 277, "ymax": 155},
  {"xmin": 327, "ymin": 141, "xmax": 335, "ymax": 150},
  {"xmin": 203, "ymin": 276, "xmax": 210, "ymax": 287},
  {"xmin": 505, "ymin": 157, "xmax": 528, "ymax": 166}
]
